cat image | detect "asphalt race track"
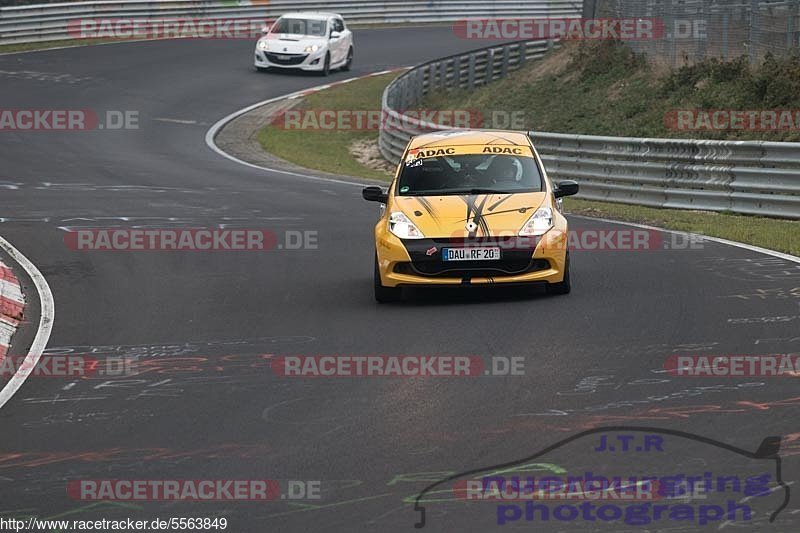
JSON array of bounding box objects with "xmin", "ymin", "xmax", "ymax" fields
[{"xmin": 1, "ymin": 27, "xmax": 800, "ymax": 532}]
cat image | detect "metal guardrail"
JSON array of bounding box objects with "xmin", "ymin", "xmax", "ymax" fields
[
  {"xmin": 379, "ymin": 41, "xmax": 800, "ymax": 219},
  {"xmin": 532, "ymin": 133, "xmax": 800, "ymax": 218},
  {"xmin": 0, "ymin": 0, "xmax": 583, "ymax": 44},
  {"xmin": 379, "ymin": 39, "xmax": 555, "ymax": 161}
]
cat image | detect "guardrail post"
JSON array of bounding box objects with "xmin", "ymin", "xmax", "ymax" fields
[
  {"xmin": 486, "ymin": 48, "xmax": 495, "ymax": 83},
  {"xmin": 749, "ymin": 0, "xmax": 760, "ymax": 64},
  {"xmin": 467, "ymin": 53, "xmax": 477, "ymax": 88},
  {"xmin": 518, "ymin": 42, "xmax": 527, "ymax": 67},
  {"xmin": 722, "ymin": 12, "xmax": 729, "ymax": 59},
  {"xmin": 500, "ymin": 45, "xmax": 509, "ymax": 78},
  {"xmin": 440, "ymin": 60, "xmax": 447, "ymax": 89},
  {"xmin": 788, "ymin": 0, "xmax": 799, "ymax": 50},
  {"xmin": 796, "ymin": 0, "xmax": 800, "ymax": 48},
  {"xmin": 696, "ymin": 1, "xmax": 707, "ymax": 61},
  {"xmin": 413, "ymin": 68, "xmax": 423, "ymax": 103}
]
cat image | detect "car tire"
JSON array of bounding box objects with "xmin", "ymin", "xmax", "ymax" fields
[
  {"xmin": 342, "ymin": 47, "xmax": 353, "ymax": 71},
  {"xmin": 320, "ymin": 53, "xmax": 331, "ymax": 76},
  {"xmin": 546, "ymin": 253, "xmax": 571, "ymax": 295},
  {"xmin": 374, "ymin": 255, "xmax": 401, "ymax": 303}
]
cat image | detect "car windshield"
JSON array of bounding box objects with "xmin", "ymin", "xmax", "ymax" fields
[
  {"xmin": 271, "ymin": 18, "xmax": 328, "ymax": 37},
  {"xmin": 396, "ymin": 153, "xmax": 543, "ymax": 196}
]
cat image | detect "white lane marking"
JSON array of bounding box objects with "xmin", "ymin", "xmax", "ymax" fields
[
  {"xmin": 204, "ymin": 69, "xmax": 408, "ymax": 189},
  {"xmin": 207, "ymin": 71, "xmax": 800, "ymax": 264},
  {"xmin": 571, "ymin": 214, "xmax": 800, "ymax": 264},
  {"xmin": 0, "ymin": 236, "xmax": 55, "ymax": 410},
  {"xmin": 153, "ymin": 117, "xmax": 199, "ymax": 125}
]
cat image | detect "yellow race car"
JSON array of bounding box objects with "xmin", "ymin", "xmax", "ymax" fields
[{"xmin": 362, "ymin": 130, "xmax": 578, "ymax": 303}]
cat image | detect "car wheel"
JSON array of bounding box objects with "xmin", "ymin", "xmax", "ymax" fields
[
  {"xmin": 320, "ymin": 53, "xmax": 331, "ymax": 76},
  {"xmin": 374, "ymin": 255, "xmax": 401, "ymax": 303},
  {"xmin": 342, "ymin": 47, "xmax": 353, "ymax": 71},
  {"xmin": 546, "ymin": 253, "xmax": 571, "ymax": 295}
]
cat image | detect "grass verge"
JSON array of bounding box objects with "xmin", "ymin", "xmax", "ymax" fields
[
  {"xmin": 0, "ymin": 38, "xmax": 124, "ymax": 54},
  {"xmin": 257, "ymin": 72, "xmax": 397, "ymax": 180},
  {"xmin": 421, "ymin": 41, "xmax": 800, "ymax": 142},
  {"xmin": 565, "ymin": 198, "xmax": 799, "ymax": 256},
  {"xmin": 257, "ymin": 58, "xmax": 799, "ymax": 256}
]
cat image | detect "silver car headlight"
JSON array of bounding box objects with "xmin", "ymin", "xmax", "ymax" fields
[
  {"xmin": 389, "ymin": 212, "xmax": 424, "ymax": 240},
  {"xmin": 518, "ymin": 206, "xmax": 553, "ymax": 237},
  {"xmin": 257, "ymin": 40, "xmax": 270, "ymax": 51},
  {"xmin": 303, "ymin": 44, "xmax": 321, "ymax": 53}
]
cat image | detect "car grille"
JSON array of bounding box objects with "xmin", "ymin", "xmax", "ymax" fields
[
  {"xmin": 399, "ymin": 238, "xmax": 548, "ymax": 279},
  {"xmin": 395, "ymin": 260, "xmax": 550, "ymax": 279},
  {"xmin": 265, "ymin": 53, "xmax": 308, "ymax": 66}
]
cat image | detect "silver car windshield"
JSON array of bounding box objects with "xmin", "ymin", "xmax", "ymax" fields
[{"xmin": 272, "ymin": 18, "xmax": 328, "ymax": 37}]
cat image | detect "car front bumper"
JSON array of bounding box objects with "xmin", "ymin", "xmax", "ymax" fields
[
  {"xmin": 254, "ymin": 50, "xmax": 326, "ymax": 71},
  {"xmin": 375, "ymin": 230, "xmax": 569, "ymax": 288}
]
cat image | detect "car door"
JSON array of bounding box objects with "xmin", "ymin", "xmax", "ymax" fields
[
  {"xmin": 330, "ymin": 17, "xmax": 347, "ymax": 63},
  {"xmin": 340, "ymin": 18, "xmax": 353, "ymax": 53}
]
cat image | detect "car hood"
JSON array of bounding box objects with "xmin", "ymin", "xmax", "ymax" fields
[
  {"xmin": 392, "ymin": 192, "xmax": 548, "ymax": 238},
  {"xmin": 261, "ymin": 34, "xmax": 325, "ymax": 54}
]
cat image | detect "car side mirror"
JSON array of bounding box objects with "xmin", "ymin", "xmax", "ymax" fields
[
  {"xmin": 554, "ymin": 180, "xmax": 579, "ymax": 198},
  {"xmin": 362, "ymin": 186, "xmax": 388, "ymax": 203},
  {"xmin": 330, "ymin": 31, "xmax": 342, "ymax": 39}
]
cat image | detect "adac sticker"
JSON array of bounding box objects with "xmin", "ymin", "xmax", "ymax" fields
[
  {"xmin": 482, "ymin": 146, "xmax": 524, "ymax": 154},
  {"xmin": 405, "ymin": 147, "xmax": 456, "ymax": 165}
]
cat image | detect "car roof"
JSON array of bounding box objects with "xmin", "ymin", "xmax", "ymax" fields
[
  {"xmin": 407, "ymin": 130, "xmax": 532, "ymax": 150},
  {"xmin": 278, "ymin": 12, "xmax": 342, "ymax": 21}
]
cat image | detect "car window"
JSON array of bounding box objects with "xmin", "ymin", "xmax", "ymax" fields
[
  {"xmin": 272, "ymin": 18, "xmax": 328, "ymax": 37},
  {"xmin": 332, "ymin": 18, "xmax": 345, "ymax": 33},
  {"xmin": 397, "ymin": 153, "xmax": 543, "ymax": 196}
]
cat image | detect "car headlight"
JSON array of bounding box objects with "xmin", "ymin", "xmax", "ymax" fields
[
  {"xmin": 389, "ymin": 212, "xmax": 425, "ymax": 240},
  {"xmin": 304, "ymin": 44, "xmax": 321, "ymax": 53},
  {"xmin": 257, "ymin": 40, "xmax": 270, "ymax": 51},
  {"xmin": 518, "ymin": 206, "xmax": 553, "ymax": 237}
]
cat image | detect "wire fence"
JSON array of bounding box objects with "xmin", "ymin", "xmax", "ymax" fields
[
  {"xmin": 379, "ymin": 37, "xmax": 800, "ymax": 219},
  {"xmin": 590, "ymin": 0, "xmax": 800, "ymax": 66}
]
